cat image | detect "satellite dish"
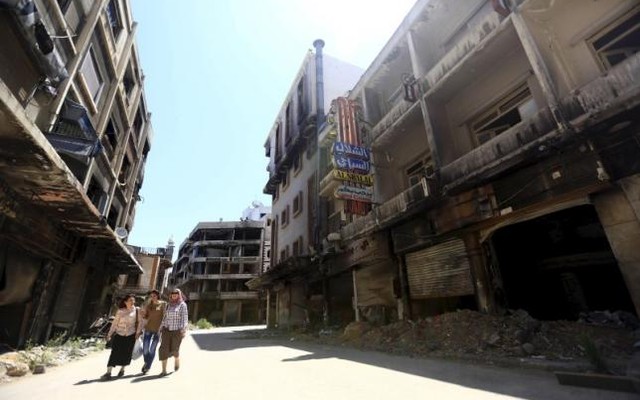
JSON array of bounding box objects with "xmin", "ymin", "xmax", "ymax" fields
[{"xmin": 115, "ymin": 227, "xmax": 128, "ymax": 239}]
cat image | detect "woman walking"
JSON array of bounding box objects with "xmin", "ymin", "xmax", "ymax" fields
[
  {"xmin": 158, "ymin": 288, "xmax": 188, "ymax": 376},
  {"xmin": 141, "ymin": 289, "xmax": 166, "ymax": 374},
  {"xmin": 101, "ymin": 294, "xmax": 142, "ymax": 380}
]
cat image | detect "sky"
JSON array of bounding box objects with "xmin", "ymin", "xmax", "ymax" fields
[{"xmin": 128, "ymin": 0, "xmax": 417, "ymax": 249}]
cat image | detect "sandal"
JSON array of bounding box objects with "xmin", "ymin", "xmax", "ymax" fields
[
  {"xmin": 117, "ymin": 369, "xmax": 125, "ymax": 377},
  {"xmin": 100, "ymin": 372, "xmax": 111, "ymax": 381}
]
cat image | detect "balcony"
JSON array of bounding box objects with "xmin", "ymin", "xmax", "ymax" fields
[
  {"xmin": 341, "ymin": 177, "xmax": 431, "ymax": 241},
  {"xmin": 187, "ymin": 291, "xmax": 259, "ymax": 301},
  {"xmin": 440, "ymin": 52, "xmax": 640, "ymax": 192},
  {"xmin": 189, "ymin": 273, "xmax": 255, "ymax": 280}
]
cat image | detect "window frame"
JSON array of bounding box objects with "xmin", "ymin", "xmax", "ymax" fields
[
  {"xmin": 79, "ymin": 45, "xmax": 105, "ymax": 104},
  {"xmin": 588, "ymin": 5, "xmax": 640, "ymax": 71}
]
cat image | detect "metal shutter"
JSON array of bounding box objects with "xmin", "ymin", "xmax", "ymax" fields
[{"xmin": 405, "ymin": 239, "xmax": 474, "ymax": 299}]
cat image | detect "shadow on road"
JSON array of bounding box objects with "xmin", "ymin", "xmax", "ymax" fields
[
  {"xmin": 189, "ymin": 328, "xmax": 614, "ymax": 400},
  {"xmin": 74, "ymin": 372, "xmax": 143, "ymax": 385},
  {"xmin": 130, "ymin": 372, "xmax": 173, "ymax": 383}
]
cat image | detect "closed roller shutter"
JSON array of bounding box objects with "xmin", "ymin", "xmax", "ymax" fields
[
  {"xmin": 405, "ymin": 239, "xmax": 474, "ymax": 299},
  {"xmin": 356, "ymin": 260, "xmax": 395, "ymax": 307}
]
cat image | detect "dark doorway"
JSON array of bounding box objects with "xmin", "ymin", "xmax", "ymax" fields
[{"xmin": 490, "ymin": 205, "xmax": 635, "ymax": 320}]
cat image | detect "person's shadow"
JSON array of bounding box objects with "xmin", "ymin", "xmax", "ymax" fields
[
  {"xmin": 130, "ymin": 372, "xmax": 173, "ymax": 383},
  {"xmin": 75, "ymin": 372, "xmax": 160, "ymax": 385}
]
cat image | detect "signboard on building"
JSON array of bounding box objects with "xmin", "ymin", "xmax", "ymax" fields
[
  {"xmin": 334, "ymin": 185, "xmax": 373, "ymax": 202},
  {"xmin": 333, "ymin": 170, "xmax": 374, "ymax": 186},
  {"xmin": 332, "ymin": 141, "xmax": 370, "ymax": 161},
  {"xmin": 333, "ymin": 154, "xmax": 371, "ymax": 174}
]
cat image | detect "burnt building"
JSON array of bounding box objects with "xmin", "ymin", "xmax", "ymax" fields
[
  {"xmin": 170, "ymin": 208, "xmax": 271, "ymax": 325},
  {"xmin": 112, "ymin": 240, "xmax": 174, "ymax": 302},
  {"xmin": 255, "ymin": 0, "xmax": 640, "ymax": 329},
  {"xmin": 0, "ymin": 0, "xmax": 152, "ymax": 346}
]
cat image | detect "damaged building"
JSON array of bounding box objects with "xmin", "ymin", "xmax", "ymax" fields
[
  {"xmin": 170, "ymin": 205, "xmax": 271, "ymax": 325},
  {"xmin": 247, "ymin": 41, "xmax": 364, "ymax": 329},
  {"xmin": 253, "ymin": 0, "xmax": 640, "ymax": 329},
  {"xmin": 112, "ymin": 240, "xmax": 174, "ymax": 304},
  {"xmin": 0, "ymin": 0, "xmax": 153, "ymax": 347}
]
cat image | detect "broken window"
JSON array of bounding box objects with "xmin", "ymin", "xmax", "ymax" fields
[
  {"xmin": 405, "ymin": 156, "xmax": 434, "ymax": 188},
  {"xmin": 469, "ymin": 83, "xmax": 536, "ymax": 145},
  {"xmin": 589, "ymin": 6, "xmax": 640, "ymax": 70}
]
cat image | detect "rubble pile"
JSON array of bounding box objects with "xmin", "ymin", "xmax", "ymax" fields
[
  {"xmin": 0, "ymin": 338, "xmax": 104, "ymax": 383},
  {"xmin": 334, "ymin": 309, "xmax": 637, "ymax": 369}
]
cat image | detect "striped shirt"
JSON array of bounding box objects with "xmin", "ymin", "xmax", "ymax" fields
[{"xmin": 161, "ymin": 301, "xmax": 188, "ymax": 331}]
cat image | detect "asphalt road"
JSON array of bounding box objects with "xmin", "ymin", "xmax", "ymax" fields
[{"xmin": 1, "ymin": 325, "xmax": 636, "ymax": 400}]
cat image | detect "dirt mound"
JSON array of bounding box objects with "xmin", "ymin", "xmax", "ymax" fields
[{"xmin": 338, "ymin": 309, "xmax": 636, "ymax": 368}]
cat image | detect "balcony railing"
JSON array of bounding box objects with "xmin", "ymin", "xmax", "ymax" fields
[{"xmin": 341, "ymin": 177, "xmax": 430, "ymax": 240}]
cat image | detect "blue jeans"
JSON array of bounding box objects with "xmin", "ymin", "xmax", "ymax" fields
[{"xmin": 142, "ymin": 331, "xmax": 160, "ymax": 368}]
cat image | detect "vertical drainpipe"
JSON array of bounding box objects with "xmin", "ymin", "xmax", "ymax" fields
[
  {"xmin": 313, "ymin": 39, "xmax": 325, "ymax": 129},
  {"xmin": 312, "ymin": 39, "xmax": 329, "ymax": 327}
]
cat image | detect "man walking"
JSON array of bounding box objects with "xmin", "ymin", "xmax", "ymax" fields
[{"xmin": 141, "ymin": 289, "xmax": 166, "ymax": 374}]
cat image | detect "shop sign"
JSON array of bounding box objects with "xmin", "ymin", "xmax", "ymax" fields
[
  {"xmin": 333, "ymin": 170, "xmax": 374, "ymax": 186},
  {"xmin": 333, "ymin": 154, "xmax": 370, "ymax": 174},
  {"xmin": 334, "ymin": 185, "xmax": 373, "ymax": 202},
  {"xmin": 332, "ymin": 141, "xmax": 370, "ymax": 161}
]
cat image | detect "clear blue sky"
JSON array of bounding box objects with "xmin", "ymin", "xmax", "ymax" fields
[{"xmin": 128, "ymin": 0, "xmax": 417, "ymax": 248}]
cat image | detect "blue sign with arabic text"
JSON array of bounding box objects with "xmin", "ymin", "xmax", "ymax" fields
[{"xmin": 333, "ymin": 141, "xmax": 370, "ymax": 161}]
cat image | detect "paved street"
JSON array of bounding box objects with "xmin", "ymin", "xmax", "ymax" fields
[{"xmin": 1, "ymin": 326, "xmax": 636, "ymax": 400}]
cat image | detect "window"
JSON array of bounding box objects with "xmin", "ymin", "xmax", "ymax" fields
[
  {"xmin": 293, "ymin": 151, "xmax": 302, "ymax": 174},
  {"xmin": 273, "ymin": 186, "xmax": 279, "ymax": 203},
  {"xmin": 104, "ymin": 118, "xmax": 118, "ymax": 149},
  {"xmin": 292, "ymin": 238, "xmax": 299, "ymax": 256},
  {"xmin": 293, "ymin": 190, "xmax": 303, "ymax": 216},
  {"xmin": 80, "ymin": 47, "xmax": 104, "ymax": 103},
  {"xmin": 57, "ymin": 0, "xmax": 72, "ymax": 12},
  {"xmin": 469, "ymin": 83, "xmax": 536, "ymax": 145},
  {"xmin": 122, "ymin": 63, "xmax": 136, "ymax": 99},
  {"xmin": 285, "ymin": 102, "xmax": 293, "ymax": 145},
  {"xmin": 281, "ymin": 169, "xmax": 288, "ymax": 189},
  {"xmin": 297, "ymin": 78, "xmax": 305, "ymax": 124},
  {"xmin": 280, "ymin": 206, "xmax": 289, "ymax": 228},
  {"xmin": 280, "ymin": 249, "xmax": 286, "ymax": 263},
  {"xmin": 589, "ymin": 6, "xmax": 640, "ymax": 70},
  {"xmin": 405, "ymin": 157, "xmax": 434, "ymax": 187},
  {"xmin": 106, "ymin": 0, "xmax": 124, "ymax": 39}
]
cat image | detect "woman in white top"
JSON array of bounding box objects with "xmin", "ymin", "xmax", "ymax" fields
[{"xmin": 101, "ymin": 294, "xmax": 142, "ymax": 380}]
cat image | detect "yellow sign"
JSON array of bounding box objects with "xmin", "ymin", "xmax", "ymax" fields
[{"xmin": 333, "ymin": 170, "xmax": 374, "ymax": 186}]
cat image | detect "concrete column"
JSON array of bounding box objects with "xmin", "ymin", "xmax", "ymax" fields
[
  {"xmin": 463, "ymin": 233, "xmax": 494, "ymax": 314},
  {"xmin": 192, "ymin": 300, "xmax": 199, "ymax": 322},
  {"xmin": 352, "ymin": 269, "xmax": 360, "ymax": 322},
  {"xmin": 511, "ymin": 9, "xmax": 569, "ymax": 132},
  {"xmin": 593, "ymin": 186, "xmax": 640, "ymax": 316},
  {"xmin": 404, "ymin": 29, "xmax": 443, "ymax": 171}
]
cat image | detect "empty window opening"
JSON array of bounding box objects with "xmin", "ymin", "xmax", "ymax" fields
[{"xmin": 470, "ymin": 83, "xmax": 536, "ymax": 145}]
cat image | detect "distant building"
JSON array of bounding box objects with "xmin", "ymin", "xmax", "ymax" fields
[
  {"xmin": 170, "ymin": 205, "xmax": 271, "ymax": 325},
  {"xmin": 112, "ymin": 240, "xmax": 174, "ymax": 302},
  {"xmin": 0, "ymin": 0, "xmax": 153, "ymax": 346}
]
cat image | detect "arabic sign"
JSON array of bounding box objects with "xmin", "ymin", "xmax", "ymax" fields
[
  {"xmin": 334, "ymin": 185, "xmax": 373, "ymax": 202},
  {"xmin": 333, "ymin": 170, "xmax": 374, "ymax": 186},
  {"xmin": 333, "ymin": 154, "xmax": 371, "ymax": 174},
  {"xmin": 333, "ymin": 141, "xmax": 370, "ymax": 161}
]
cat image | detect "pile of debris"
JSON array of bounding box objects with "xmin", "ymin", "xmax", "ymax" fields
[
  {"xmin": 0, "ymin": 338, "xmax": 104, "ymax": 383},
  {"xmin": 287, "ymin": 309, "xmax": 639, "ymax": 373}
]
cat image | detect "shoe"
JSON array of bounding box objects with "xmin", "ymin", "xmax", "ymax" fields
[
  {"xmin": 159, "ymin": 371, "xmax": 168, "ymax": 377},
  {"xmin": 100, "ymin": 372, "xmax": 111, "ymax": 381},
  {"xmin": 117, "ymin": 369, "xmax": 125, "ymax": 377},
  {"xmin": 141, "ymin": 365, "xmax": 149, "ymax": 374},
  {"xmin": 174, "ymin": 366, "xmax": 179, "ymax": 372}
]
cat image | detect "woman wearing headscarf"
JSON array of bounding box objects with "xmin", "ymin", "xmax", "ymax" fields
[
  {"xmin": 158, "ymin": 288, "xmax": 188, "ymax": 376},
  {"xmin": 101, "ymin": 294, "xmax": 142, "ymax": 380}
]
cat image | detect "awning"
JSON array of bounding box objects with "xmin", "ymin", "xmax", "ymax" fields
[{"xmin": 0, "ymin": 80, "xmax": 141, "ymax": 273}]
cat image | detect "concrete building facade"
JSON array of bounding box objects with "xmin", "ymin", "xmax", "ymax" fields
[
  {"xmin": 170, "ymin": 207, "xmax": 271, "ymax": 325},
  {"xmin": 251, "ymin": 41, "xmax": 363, "ymax": 329},
  {"xmin": 254, "ymin": 0, "xmax": 640, "ymax": 329},
  {"xmin": 0, "ymin": 0, "xmax": 152, "ymax": 346}
]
